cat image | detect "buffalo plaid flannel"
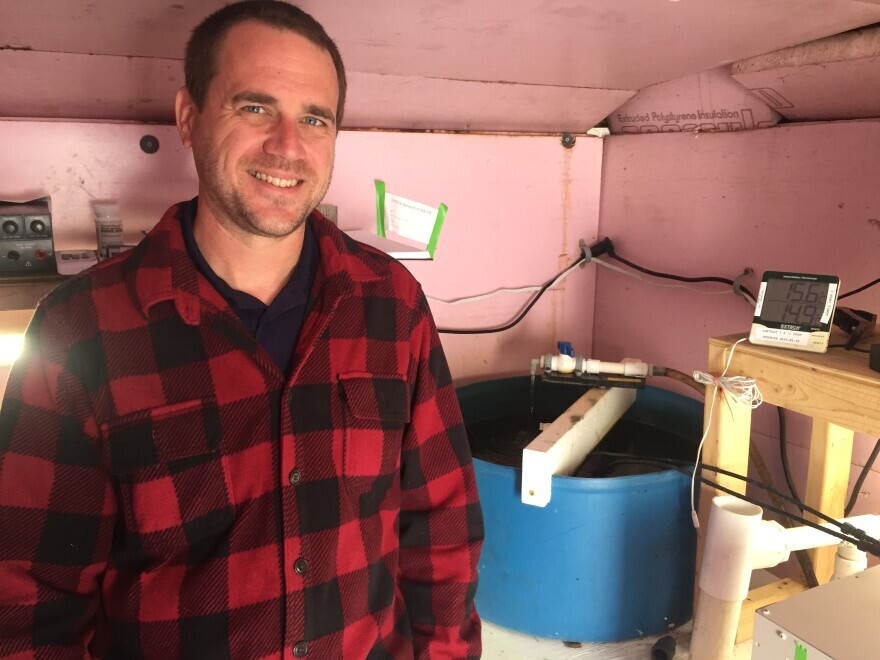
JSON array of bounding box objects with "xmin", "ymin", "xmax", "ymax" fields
[{"xmin": 0, "ymin": 202, "xmax": 483, "ymax": 659}]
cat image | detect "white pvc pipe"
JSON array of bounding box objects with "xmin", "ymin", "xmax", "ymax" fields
[
  {"xmin": 584, "ymin": 358, "xmax": 649, "ymax": 377},
  {"xmin": 833, "ymin": 542, "xmax": 868, "ymax": 580},
  {"xmin": 690, "ymin": 592, "xmax": 742, "ymax": 660},
  {"xmin": 538, "ymin": 354, "xmax": 651, "ymax": 378},
  {"xmin": 691, "ymin": 496, "xmax": 763, "ymax": 660},
  {"xmin": 781, "ymin": 514, "xmax": 880, "ymax": 553},
  {"xmin": 699, "ymin": 496, "xmax": 763, "ymax": 601},
  {"xmin": 749, "ymin": 519, "xmax": 791, "ymax": 571},
  {"xmin": 692, "ymin": 498, "xmax": 880, "ymax": 660}
]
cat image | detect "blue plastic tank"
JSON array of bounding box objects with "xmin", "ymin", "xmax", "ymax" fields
[{"xmin": 457, "ymin": 377, "xmax": 701, "ymax": 642}]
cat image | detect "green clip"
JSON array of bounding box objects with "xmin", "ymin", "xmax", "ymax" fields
[
  {"xmin": 794, "ymin": 641, "xmax": 808, "ymax": 660},
  {"xmin": 425, "ymin": 203, "xmax": 447, "ymax": 259},
  {"xmin": 374, "ymin": 179, "xmax": 387, "ymax": 237}
]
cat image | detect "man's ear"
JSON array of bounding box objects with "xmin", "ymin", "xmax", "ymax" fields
[{"xmin": 175, "ymin": 87, "xmax": 197, "ymax": 148}]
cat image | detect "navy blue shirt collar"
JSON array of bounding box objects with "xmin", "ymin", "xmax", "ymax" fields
[{"xmin": 178, "ymin": 197, "xmax": 319, "ymax": 375}]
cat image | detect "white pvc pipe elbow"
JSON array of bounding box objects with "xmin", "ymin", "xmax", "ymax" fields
[{"xmin": 698, "ymin": 495, "xmax": 764, "ymax": 602}]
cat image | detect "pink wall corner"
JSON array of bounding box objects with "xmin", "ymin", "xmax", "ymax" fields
[
  {"xmin": 595, "ymin": 120, "xmax": 880, "ymax": 379},
  {"xmin": 595, "ymin": 120, "xmax": 880, "ymax": 570}
]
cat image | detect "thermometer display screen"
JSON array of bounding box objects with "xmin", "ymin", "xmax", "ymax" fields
[{"xmin": 759, "ymin": 279, "xmax": 830, "ymax": 327}]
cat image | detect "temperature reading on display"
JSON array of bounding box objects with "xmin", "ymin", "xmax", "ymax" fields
[{"xmin": 762, "ymin": 280, "xmax": 829, "ymax": 326}]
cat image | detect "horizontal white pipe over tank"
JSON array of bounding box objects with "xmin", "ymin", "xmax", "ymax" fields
[{"xmin": 538, "ymin": 353, "xmax": 651, "ymax": 377}]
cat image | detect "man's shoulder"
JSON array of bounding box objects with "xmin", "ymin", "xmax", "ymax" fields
[
  {"xmin": 311, "ymin": 214, "xmax": 422, "ymax": 292},
  {"xmin": 38, "ymin": 219, "xmax": 175, "ymax": 328},
  {"xmin": 35, "ymin": 252, "xmax": 135, "ymax": 332}
]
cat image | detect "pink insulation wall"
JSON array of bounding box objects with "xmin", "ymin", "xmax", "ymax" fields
[
  {"xmin": 0, "ymin": 119, "xmax": 602, "ymax": 391},
  {"xmin": 595, "ymin": 120, "xmax": 880, "ymax": 550}
]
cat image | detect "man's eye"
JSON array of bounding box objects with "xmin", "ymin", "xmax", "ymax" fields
[
  {"xmin": 303, "ymin": 116, "xmax": 325, "ymax": 126},
  {"xmin": 242, "ymin": 105, "xmax": 265, "ymax": 114}
]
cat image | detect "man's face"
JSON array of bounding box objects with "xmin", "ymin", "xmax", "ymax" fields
[{"xmin": 177, "ymin": 21, "xmax": 339, "ymax": 241}]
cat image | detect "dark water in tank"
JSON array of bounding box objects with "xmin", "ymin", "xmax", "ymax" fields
[{"xmin": 466, "ymin": 415, "xmax": 692, "ymax": 477}]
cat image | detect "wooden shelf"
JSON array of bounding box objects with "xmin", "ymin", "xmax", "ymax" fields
[
  {"xmin": 696, "ymin": 332, "xmax": 880, "ymax": 641},
  {"xmin": 0, "ymin": 274, "xmax": 66, "ymax": 312},
  {"xmin": 707, "ymin": 332, "xmax": 880, "ymax": 436}
]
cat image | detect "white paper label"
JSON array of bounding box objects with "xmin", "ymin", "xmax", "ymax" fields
[
  {"xmin": 752, "ymin": 326, "xmax": 809, "ymax": 347},
  {"xmin": 384, "ymin": 193, "xmax": 438, "ymax": 244}
]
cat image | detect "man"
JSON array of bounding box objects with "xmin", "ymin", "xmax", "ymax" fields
[{"xmin": 0, "ymin": 2, "xmax": 483, "ymax": 658}]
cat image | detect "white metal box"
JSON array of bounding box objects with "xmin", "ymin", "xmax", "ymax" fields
[{"xmin": 752, "ymin": 565, "xmax": 880, "ymax": 659}]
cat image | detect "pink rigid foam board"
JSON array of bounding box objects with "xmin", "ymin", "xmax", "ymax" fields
[{"xmin": 608, "ymin": 66, "xmax": 780, "ymax": 135}]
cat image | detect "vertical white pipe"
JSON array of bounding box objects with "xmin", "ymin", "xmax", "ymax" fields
[
  {"xmin": 833, "ymin": 542, "xmax": 867, "ymax": 580},
  {"xmin": 690, "ymin": 496, "xmax": 763, "ymax": 660}
]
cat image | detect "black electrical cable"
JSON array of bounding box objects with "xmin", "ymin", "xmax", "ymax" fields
[
  {"xmin": 828, "ymin": 344, "xmax": 871, "ymax": 353},
  {"xmin": 845, "ymin": 438, "xmax": 880, "ymax": 517},
  {"xmin": 778, "ymin": 407, "xmax": 803, "ymax": 513},
  {"xmin": 608, "ymin": 250, "xmax": 757, "ymax": 302},
  {"xmin": 698, "ymin": 471, "xmax": 880, "ymax": 554},
  {"xmin": 610, "ymin": 247, "xmax": 880, "ymax": 302},
  {"xmin": 598, "ymin": 451, "xmax": 818, "ymax": 517},
  {"xmin": 438, "ymin": 238, "xmax": 759, "ymax": 334},
  {"xmin": 592, "ymin": 450, "xmax": 880, "ymax": 552},
  {"xmin": 706, "ymin": 471, "xmax": 880, "ymax": 555},
  {"xmin": 437, "ymin": 254, "xmax": 585, "ymax": 334},
  {"xmin": 629, "ymin": 457, "xmax": 879, "ymax": 554},
  {"xmin": 839, "ymin": 276, "xmax": 880, "ymax": 300},
  {"xmin": 599, "ymin": 451, "xmax": 821, "ymax": 518},
  {"xmin": 702, "ymin": 462, "xmax": 838, "ymax": 528}
]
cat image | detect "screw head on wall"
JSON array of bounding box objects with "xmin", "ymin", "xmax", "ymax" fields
[{"xmin": 139, "ymin": 135, "xmax": 160, "ymax": 154}]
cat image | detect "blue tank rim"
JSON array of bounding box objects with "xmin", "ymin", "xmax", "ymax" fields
[
  {"xmin": 458, "ymin": 375, "xmax": 703, "ymax": 486},
  {"xmin": 473, "ymin": 454, "xmax": 694, "ymax": 489}
]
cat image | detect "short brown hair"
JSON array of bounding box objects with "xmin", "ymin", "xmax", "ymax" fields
[{"xmin": 184, "ymin": 1, "xmax": 347, "ymax": 126}]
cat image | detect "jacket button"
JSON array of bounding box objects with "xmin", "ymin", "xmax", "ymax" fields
[
  {"xmin": 289, "ymin": 469, "xmax": 302, "ymax": 486},
  {"xmin": 293, "ymin": 641, "xmax": 308, "ymax": 657},
  {"xmin": 294, "ymin": 558, "xmax": 309, "ymax": 575}
]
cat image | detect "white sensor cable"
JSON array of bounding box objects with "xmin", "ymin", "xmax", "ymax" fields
[{"xmin": 690, "ymin": 338, "xmax": 763, "ymax": 529}]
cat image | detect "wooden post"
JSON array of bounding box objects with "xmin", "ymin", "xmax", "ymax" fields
[
  {"xmin": 804, "ymin": 419, "xmax": 854, "ymax": 583},
  {"xmin": 695, "ymin": 342, "xmax": 752, "ymax": 603}
]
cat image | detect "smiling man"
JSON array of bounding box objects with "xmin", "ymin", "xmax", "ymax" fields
[{"xmin": 0, "ymin": 2, "xmax": 483, "ymax": 658}]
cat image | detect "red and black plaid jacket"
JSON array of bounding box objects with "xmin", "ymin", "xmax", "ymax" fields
[{"xmin": 0, "ymin": 202, "xmax": 483, "ymax": 659}]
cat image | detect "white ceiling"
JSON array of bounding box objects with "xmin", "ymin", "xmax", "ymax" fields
[{"xmin": 3, "ymin": 0, "xmax": 880, "ymax": 130}]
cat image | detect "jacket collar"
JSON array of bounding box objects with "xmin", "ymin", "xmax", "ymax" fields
[{"xmin": 127, "ymin": 200, "xmax": 388, "ymax": 325}]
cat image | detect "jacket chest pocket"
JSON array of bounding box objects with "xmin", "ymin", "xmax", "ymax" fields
[
  {"xmin": 102, "ymin": 398, "xmax": 234, "ymax": 564},
  {"xmin": 338, "ymin": 372, "xmax": 410, "ymax": 480}
]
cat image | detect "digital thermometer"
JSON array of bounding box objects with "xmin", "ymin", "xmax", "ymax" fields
[{"xmin": 749, "ymin": 271, "xmax": 839, "ymax": 353}]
